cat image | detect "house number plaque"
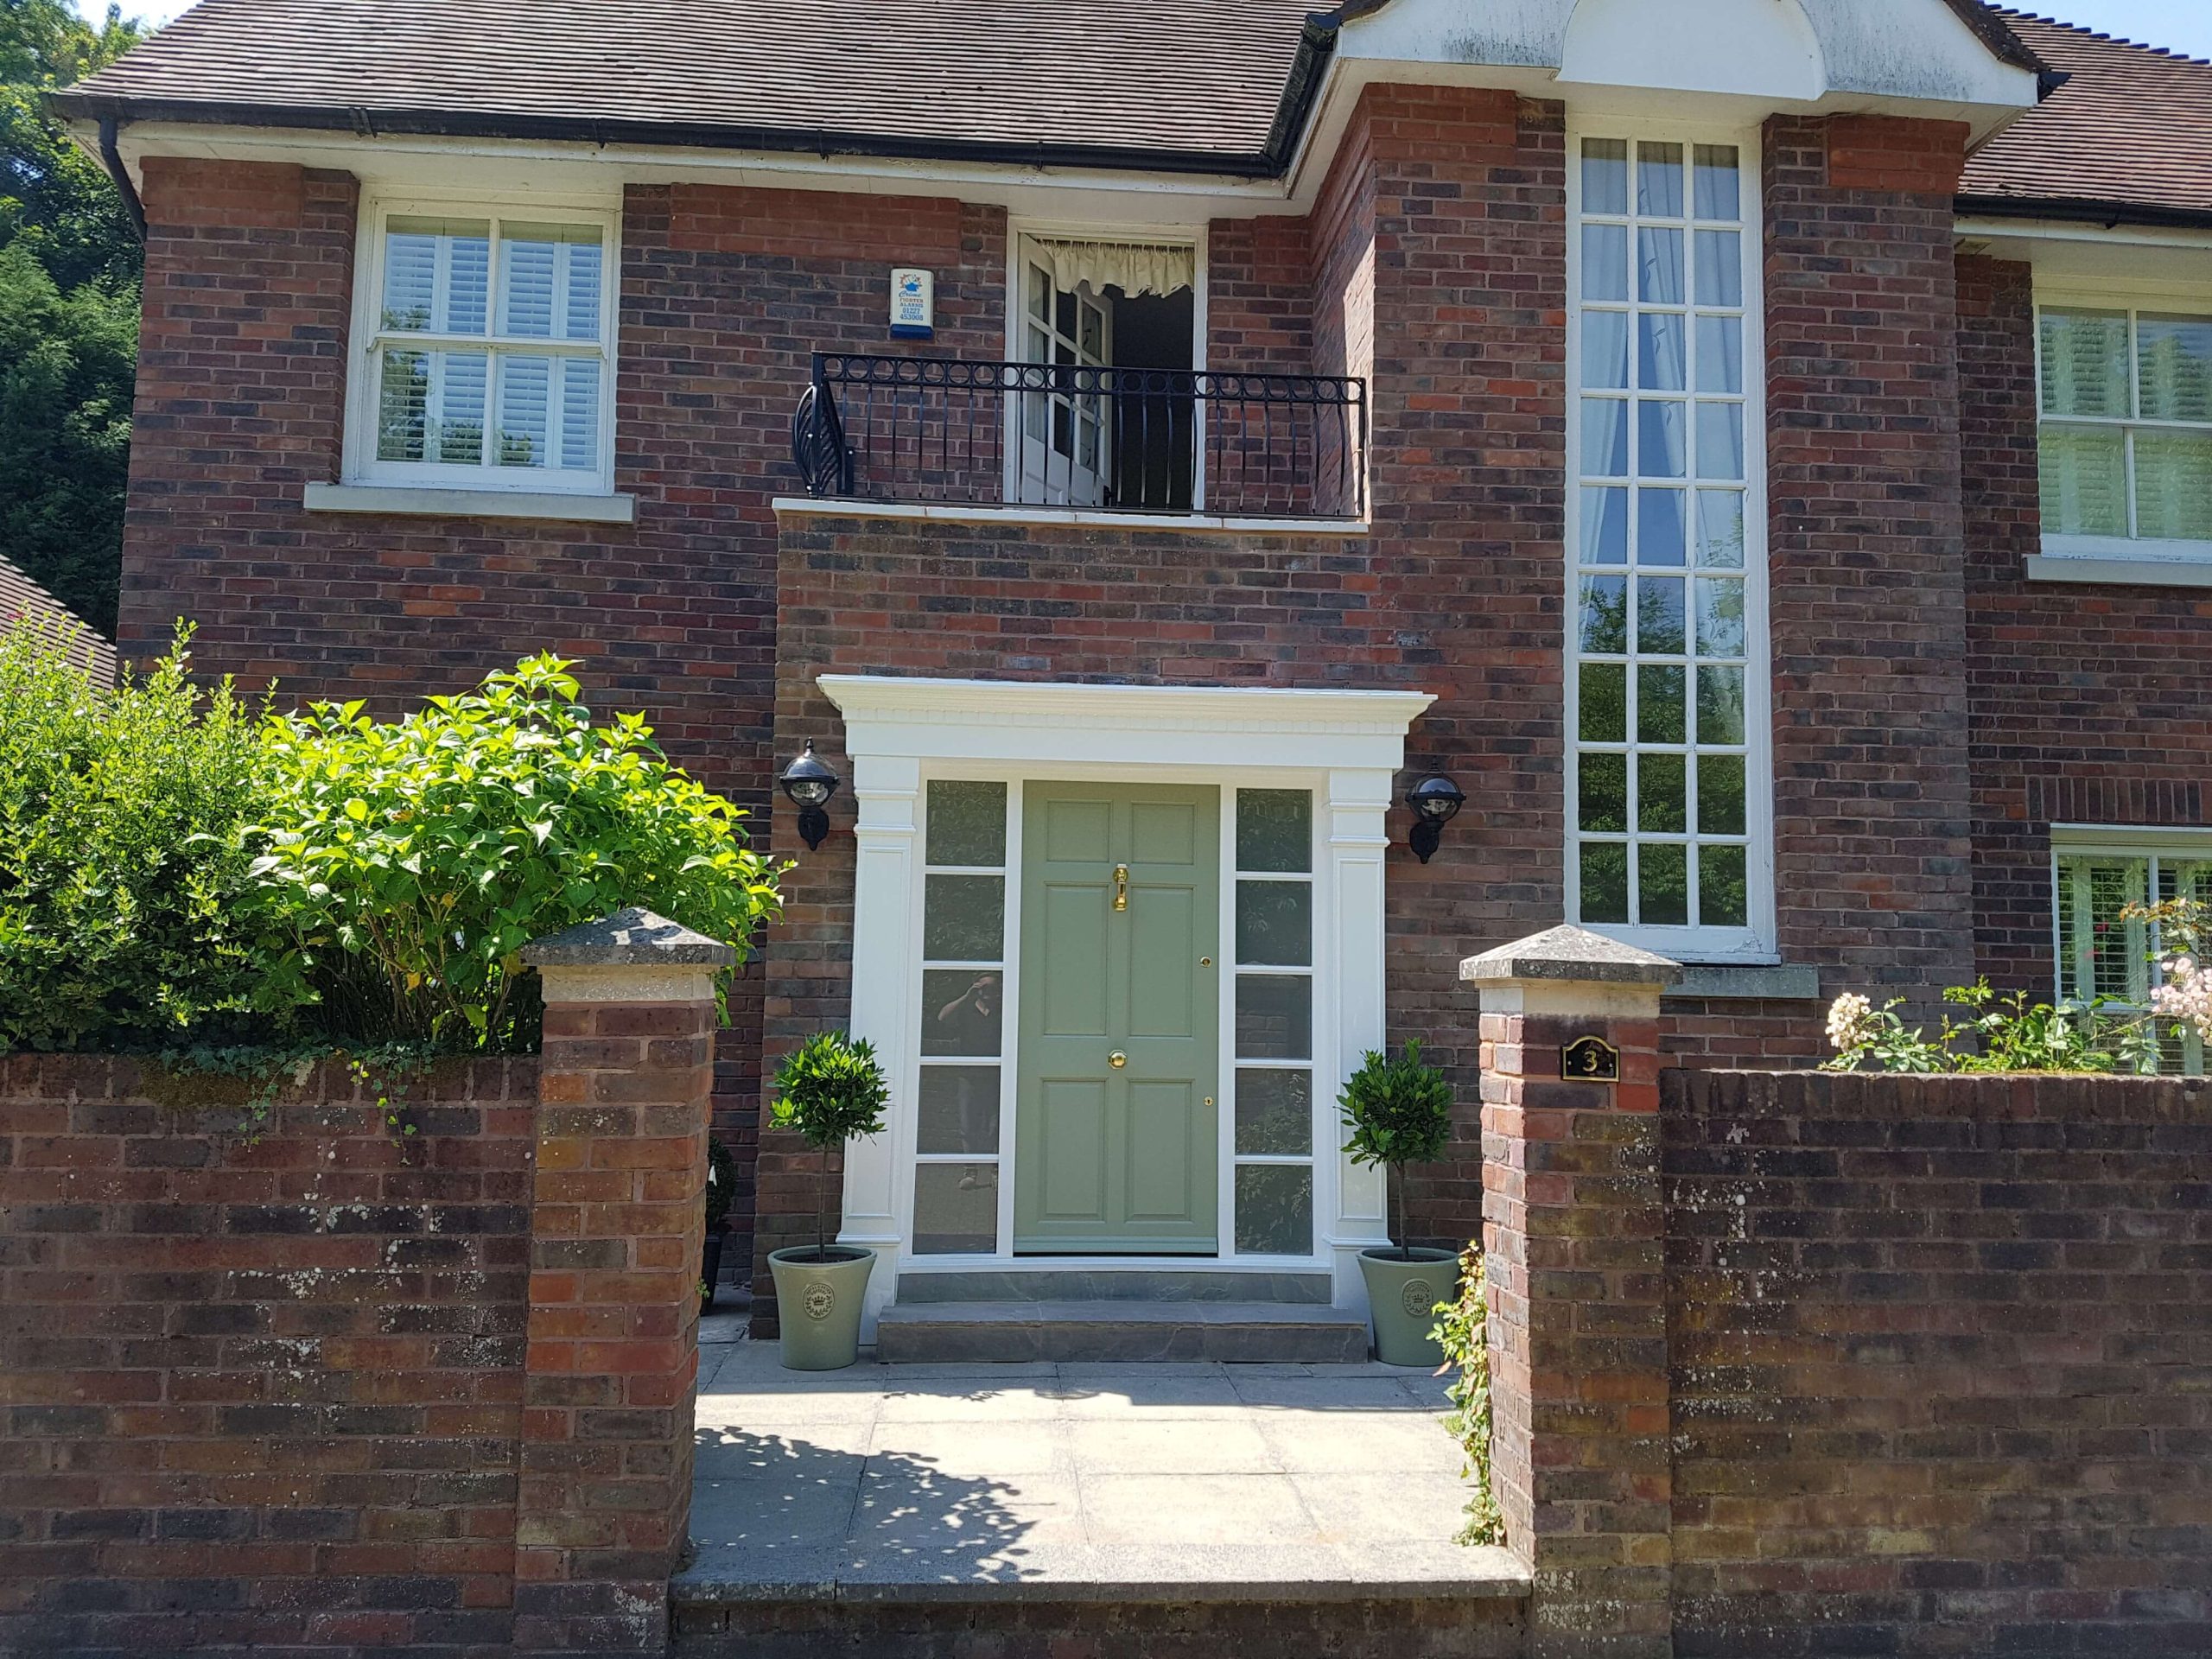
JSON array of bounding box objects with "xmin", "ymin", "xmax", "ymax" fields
[{"xmin": 1560, "ymin": 1035, "xmax": 1620, "ymax": 1084}]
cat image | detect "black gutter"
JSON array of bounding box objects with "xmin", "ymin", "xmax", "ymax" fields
[
  {"xmin": 49, "ymin": 91, "xmax": 1307, "ymax": 182},
  {"xmin": 1956, "ymin": 193, "xmax": 2212, "ymax": 233},
  {"xmin": 1262, "ymin": 15, "xmax": 1343, "ymax": 172},
  {"xmin": 95, "ymin": 113, "xmax": 145, "ymax": 240}
]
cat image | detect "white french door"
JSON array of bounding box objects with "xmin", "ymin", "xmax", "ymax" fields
[{"xmin": 1017, "ymin": 251, "xmax": 1113, "ymax": 507}]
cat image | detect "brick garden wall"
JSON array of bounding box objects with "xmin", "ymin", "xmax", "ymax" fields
[
  {"xmin": 0, "ymin": 1053, "xmax": 537, "ymax": 1656},
  {"xmin": 1664, "ymin": 1067, "xmax": 2212, "ymax": 1656}
]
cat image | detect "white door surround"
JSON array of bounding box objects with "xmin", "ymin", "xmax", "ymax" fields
[{"xmin": 817, "ymin": 674, "xmax": 1435, "ymax": 1338}]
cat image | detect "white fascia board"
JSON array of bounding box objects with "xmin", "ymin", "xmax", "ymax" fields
[
  {"xmin": 1956, "ymin": 217, "xmax": 2212, "ymax": 293},
  {"xmin": 821, "ymin": 674, "xmax": 1435, "ymax": 774},
  {"xmin": 99, "ymin": 121, "xmax": 1303, "ymax": 226}
]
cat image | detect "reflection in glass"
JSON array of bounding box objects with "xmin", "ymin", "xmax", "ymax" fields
[
  {"xmin": 1580, "ymin": 575, "xmax": 1629, "ymax": 655},
  {"xmin": 1580, "ymin": 753, "xmax": 1628, "ymax": 834},
  {"xmin": 924, "ymin": 874, "xmax": 1004, "ymax": 963},
  {"xmin": 1236, "ymin": 1069, "xmax": 1312, "ymax": 1156},
  {"xmin": 1637, "ymin": 664, "xmax": 1686, "ymax": 745},
  {"xmin": 1697, "ymin": 665, "xmax": 1747, "ymax": 746},
  {"xmin": 918, "ymin": 1066, "xmax": 1001, "ymax": 1156},
  {"xmin": 1639, "ymin": 753, "xmax": 1687, "ymax": 835},
  {"xmin": 1580, "ymin": 663, "xmax": 1627, "ymax": 743},
  {"xmin": 922, "ymin": 969, "xmax": 1002, "ymax": 1057},
  {"xmin": 1584, "ymin": 398, "xmax": 1630, "ymax": 476},
  {"xmin": 927, "ymin": 780, "xmax": 1008, "ymax": 867},
  {"xmin": 2139, "ymin": 314, "xmax": 2212, "ymax": 423},
  {"xmin": 1638, "ymin": 400, "xmax": 1687, "ymax": 478},
  {"xmin": 1701, "ymin": 844, "xmax": 1749, "ymax": 928},
  {"xmin": 1640, "ymin": 842, "xmax": 1689, "ymax": 925},
  {"xmin": 912, "ymin": 1164, "xmax": 997, "ymax": 1255},
  {"xmin": 1584, "ymin": 311, "xmax": 1630, "ymax": 390},
  {"xmin": 1697, "ymin": 315, "xmax": 1743, "ymax": 394},
  {"xmin": 2134, "ymin": 430, "xmax": 2212, "ymax": 542},
  {"xmin": 1697, "ymin": 401, "xmax": 1745, "ymax": 481},
  {"xmin": 1580, "ymin": 842, "xmax": 1630, "ymax": 923},
  {"xmin": 1637, "ymin": 576, "xmax": 1686, "ymax": 656},
  {"xmin": 2038, "ymin": 426, "xmax": 2128, "ymax": 537},
  {"xmin": 1237, "ymin": 881, "xmax": 1313, "ymax": 967},
  {"xmin": 1235, "ymin": 976, "xmax": 1313, "ymax": 1061},
  {"xmin": 1237, "ymin": 790, "xmax": 1313, "ymax": 874},
  {"xmin": 1699, "ymin": 754, "xmax": 1748, "ymax": 836},
  {"xmin": 1235, "ymin": 1165, "xmax": 1313, "ymax": 1256},
  {"xmin": 1695, "ymin": 577, "xmax": 1747, "ymax": 659},
  {"xmin": 1696, "ymin": 492, "xmax": 1746, "ymax": 568},
  {"xmin": 2038, "ymin": 308, "xmax": 2130, "ymax": 418}
]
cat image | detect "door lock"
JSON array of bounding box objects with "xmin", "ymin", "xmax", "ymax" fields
[
  {"xmin": 1109, "ymin": 1051, "xmax": 1128, "ymax": 1070},
  {"xmin": 1112, "ymin": 864, "xmax": 1128, "ymax": 912}
]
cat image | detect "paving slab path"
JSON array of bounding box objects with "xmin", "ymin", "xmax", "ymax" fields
[{"xmin": 683, "ymin": 1310, "xmax": 1522, "ymax": 1601}]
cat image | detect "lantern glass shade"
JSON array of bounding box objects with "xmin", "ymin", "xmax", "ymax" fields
[
  {"xmin": 778, "ymin": 741, "xmax": 841, "ymax": 808},
  {"xmin": 1408, "ymin": 775, "xmax": 1466, "ymax": 823}
]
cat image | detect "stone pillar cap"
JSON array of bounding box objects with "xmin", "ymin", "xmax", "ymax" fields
[
  {"xmin": 520, "ymin": 906, "xmax": 737, "ymax": 969},
  {"xmin": 1459, "ymin": 923, "xmax": 1683, "ymax": 988}
]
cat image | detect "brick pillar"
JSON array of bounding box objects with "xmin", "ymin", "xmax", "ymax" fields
[
  {"xmin": 514, "ymin": 908, "xmax": 735, "ymax": 1656},
  {"xmin": 1462, "ymin": 925, "xmax": 1681, "ymax": 1658}
]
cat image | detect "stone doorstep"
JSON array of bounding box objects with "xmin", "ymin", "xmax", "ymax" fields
[
  {"xmin": 671, "ymin": 1541, "xmax": 1531, "ymax": 1607},
  {"xmin": 873, "ymin": 1300, "xmax": 1373, "ymax": 1365}
]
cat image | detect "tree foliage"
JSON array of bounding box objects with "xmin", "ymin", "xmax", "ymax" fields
[
  {"xmin": 770, "ymin": 1033, "xmax": 892, "ymax": 1262},
  {"xmin": 2, "ymin": 0, "xmax": 143, "ymax": 633},
  {"xmin": 1337, "ymin": 1039, "xmax": 1455, "ymax": 1256}
]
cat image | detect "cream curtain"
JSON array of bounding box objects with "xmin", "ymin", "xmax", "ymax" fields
[{"xmin": 1029, "ymin": 238, "xmax": 1196, "ymax": 298}]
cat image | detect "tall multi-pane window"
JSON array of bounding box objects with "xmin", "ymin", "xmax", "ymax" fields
[
  {"xmin": 353, "ymin": 207, "xmax": 615, "ymax": 491},
  {"xmin": 2053, "ymin": 831, "xmax": 2212, "ymax": 1074},
  {"xmin": 1569, "ymin": 135, "xmax": 1769, "ymax": 957},
  {"xmin": 2039, "ymin": 303, "xmax": 2212, "ymax": 551},
  {"xmin": 1230, "ymin": 789, "xmax": 1316, "ymax": 1257},
  {"xmin": 913, "ymin": 781, "xmax": 1011, "ymax": 1254}
]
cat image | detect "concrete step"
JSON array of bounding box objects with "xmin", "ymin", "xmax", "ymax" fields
[
  {"xmin": 874, "ymin": 1299, "xmax": 1372, "ymax": 1364},
  {"xmin": 896, "ymin": 1268, "xmax": 1332, "ymax": 1305}
]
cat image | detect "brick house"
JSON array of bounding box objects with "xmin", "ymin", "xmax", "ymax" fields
[{"xmin": 50, "ymin": 1, "xmax": 2212, "ymax": 1339}]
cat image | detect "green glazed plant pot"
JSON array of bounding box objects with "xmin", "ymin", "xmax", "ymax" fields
[
  {"xmin": 767, "ymin": 1246, "xmax": 878, "ymax": 1371},
  {"xmin": 1358, "ymin": 1246, "xmax": 1459, "ymax": 1367}
]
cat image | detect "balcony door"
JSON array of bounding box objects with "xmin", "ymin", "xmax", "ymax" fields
[{"xmin": 1018, "ymin": 256, "xmax": 1114, "ymax": 507}]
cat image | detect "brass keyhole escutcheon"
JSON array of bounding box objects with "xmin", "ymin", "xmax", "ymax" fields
[
  {"xmin": 1109, "ymin": 1051, "xmax": 1128, "ymax": 1070},
  {"xmin": 1112, "ymin": 864, "xmax": 1128, "ymax": 912},
  {"xmin": 1203, "ymin": 1096, "xmax": 1215, "ymax": 1108},
  {"xmin": 1199, "ymin": 956, "xmax": 1213, "ymax": 967}
]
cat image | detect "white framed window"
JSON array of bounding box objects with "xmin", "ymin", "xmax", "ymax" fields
[
  {"xmin": 2050, "ymin": 824, "xmax": 2212, "ymax": 1073},
  {"xmin": 1566, "ymin": 130, "xmax": 1775, "ymax": 962},
  {"xmin": 1230, "ymin": 787, "xmax": 1317, "ymax": 1259},
  {"xmin": 2037, "ymin": 296, "xmax": 2212, "ymax": 561},
  {"xmin": 344, "ymin": 198, "xmax": 620, "ymax": 494}
]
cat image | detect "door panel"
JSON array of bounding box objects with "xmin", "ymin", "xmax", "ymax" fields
[{"xmin": 1015, "ymin": 781, "xmax": 1219, "ymax": 1254}]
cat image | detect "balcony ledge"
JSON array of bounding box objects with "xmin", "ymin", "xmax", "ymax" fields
[{"xmin": 772, "ymin": 497, "xmax": 1371, "ymax": 538}]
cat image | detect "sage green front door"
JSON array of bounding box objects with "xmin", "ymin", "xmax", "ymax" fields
[{"xmin": 1015, "ymin": 783, "xmax": 1220, "ymax": 1254}]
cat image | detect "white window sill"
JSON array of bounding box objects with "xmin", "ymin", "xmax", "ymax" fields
[
  {"xmin": 772, "ymin": 497, "xmax": 1371, "ymax": 537},
  {"xmin": 2029, "ymin": 539, "xmax": 2212, "ymax": 587},
  {"xmin": 303, "ymin": 483, "xmax": 636, "ymax": 524}
]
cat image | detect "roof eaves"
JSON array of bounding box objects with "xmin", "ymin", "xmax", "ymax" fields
[
  {"xmin": 47, "ymin": 90, "xmax": 1293, "ymax": 180},
  {"xmin": 1955, "ymin": 191, "xmax": 2212, "ymax": 233}
]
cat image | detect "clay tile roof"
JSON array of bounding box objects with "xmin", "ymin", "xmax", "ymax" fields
[
  {"xmin": 55, "ymin": 0, "xmax": 1325, "ymax": 174},
  {"xmin": 0, "ymin": 555, "xmax": 117, "ymax": 687},
  {"xmin": 1964, "ymin": 11, "xmax": 2212, "ymax": 226}
]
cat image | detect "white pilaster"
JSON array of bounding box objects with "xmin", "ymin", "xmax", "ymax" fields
[
  {"xmin": 839, "ymin": 752, "xmax": 919, "ymax": 1339},
  {"xmin": 1323, "ymin": 766, "xmax": 1396, "ymax": 1314}
]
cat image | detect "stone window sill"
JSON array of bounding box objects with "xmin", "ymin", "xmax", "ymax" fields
[
  {"xmin": 2029, "ymin": 540, "xmax": 2212, "ymax": 588},
  {"xmin": 772, "ymin": 497, "xmax": 1371, "ymax": 537},
  {"xmin": 1661, "ymin": 963, "xmax": 1822, "ymax": 1002},
  {"xmin": 304, "ymin": 483, "xmax": 637, "ymax": 524}
]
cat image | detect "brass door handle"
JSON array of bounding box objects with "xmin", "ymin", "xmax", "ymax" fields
[
  {"xmin": 1109, "ymin": 1052, "xmax": 1128, "ymax": 1070},
  {"xmin": 1112, "ymin": 864, "xmax": 1128, "ymax": 912}
]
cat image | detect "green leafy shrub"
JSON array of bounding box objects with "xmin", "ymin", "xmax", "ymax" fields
[
  {"xmin": 1823, "ymin": 981, "xmax": 2152, "ymax": 1076},
  {"xmin": 1338, "ymin": 1039, "xmax": 1455, "ymax": 1258},
  {"xmin": 241, "ymin": 653, "xmax": 780, "ymax": 1051},
  {"xmin": 1430, "ymin": 1243, "xmax": 1505, "ymax": 1548},
  {"xmin": 770, "ymin": 1032, "xmax": 891, "ymax": 1262},
  {"xmin": 0, "ymin": 623, "xmax": 269, "ymax": 1050}
]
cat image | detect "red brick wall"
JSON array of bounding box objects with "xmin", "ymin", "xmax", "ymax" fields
[
  {"xmin": 1958, "ymin": 253, "xmax": 2212, "ymax": 993},
  {"xmin": 1757, "ymin": 114, "xmax": 1978, "ymax": 1024},
  {"xmin": 0, "ymin": 1054, "xmax": 536, "ymax": 1655},
  {"xmin": 1665, "ymin": 1067, "xmax": 2212, "ymax": 1656}
]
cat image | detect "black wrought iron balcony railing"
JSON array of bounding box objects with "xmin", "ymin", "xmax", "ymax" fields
[{"xmin": 791, "ymin": 354, "xmax": 1368, "ymax": 520}]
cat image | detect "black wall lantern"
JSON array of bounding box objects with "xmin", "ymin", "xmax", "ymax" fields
[
  {"xmin": 1404, "ymin": 773, "xmax": 1466, "ymax": 864},
  {"xmin": 778, "ymin": 740, "xmax": 842, "ymax": 851}
]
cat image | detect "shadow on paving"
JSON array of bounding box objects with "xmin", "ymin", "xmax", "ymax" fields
[{"xmin": 689, "ymin": 1424, "xmax": 1046, "ymax": 1585}]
